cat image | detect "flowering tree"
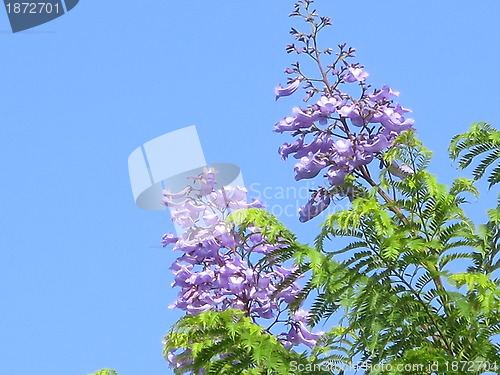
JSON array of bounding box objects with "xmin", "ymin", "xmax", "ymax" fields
[{"xmin": 90, "ymin": 1, "xmax": 500, "ymax": 374}]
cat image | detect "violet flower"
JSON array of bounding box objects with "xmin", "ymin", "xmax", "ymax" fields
[
  {"xmin": 294, "ymin": 152, "xmax": 328, "ymax": 180},
  {"xmin": 369, "ymin": 85, "xmax": 400, "ymax": 102},
  {"xmin": 293, "ymin": 133, "xmax": 333, "ymax": 159},
  {"xmin": 275, "ymin": 78, "xmax": 301, "ymax": 100},
  {"xmin": 161, "ymin": 233, "xmax": 178, "ymax": 247},
  {"xmin": 316, "ymin": 95, "xmax": 341, "ymax": 115},
  {"xmin": 286, "ymin": 321, "xmax": 324, "ymax": 349},
  {"xmin": 344, "ymin": 66, "xmax": 369, "ymax": 83},
  {"xmin": 279, "ymin": 136, "xmax": 305, "ymax": 160},
  {"xmin": 361, "ymin": 134, "xmax": 392, "ymax": 153},
  {"xmin": 298, "ymin": 190, "xmax": 331, "ymax": 223}
]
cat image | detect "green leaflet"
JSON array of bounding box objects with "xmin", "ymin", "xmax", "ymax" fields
[
  {"xmin": 449, "ymin": 122, "xmax": 500, "ymax": 188},
  {"xmin": 87, "ymin": 370, "xmax": 118, "ymax": 375}
]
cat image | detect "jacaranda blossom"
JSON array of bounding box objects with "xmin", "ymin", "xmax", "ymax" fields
[{"xmin": 275, "ymin": 77, "xmax": 301, "ymax": 100}]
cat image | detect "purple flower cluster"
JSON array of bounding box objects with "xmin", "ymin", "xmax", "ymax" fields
[
  {"xmin": 276, "ymin": 56, "xmax": 414, "ymax": 222},
  {"xmin": 276, "ymin": 82, "xmax": 414, "ymax": 184},
  {"xmin": 273, "ymin": 2, "xmax": 417, "ymax": 222},
  {"xmin": 162, "ymin": 168, "xmax": 324, "ymax": 370}
]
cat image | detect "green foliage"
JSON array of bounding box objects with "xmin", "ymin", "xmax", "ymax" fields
[
  {"xmin": 163, "ymin": 309, "xmax": 330, "ymax": 375},
  {"xmin": 87, "ymin": 370, "xmax": 118, "ymax": 375},
  {"xmin": 228, "ymin": 207, "xmax": 297, "ymax": 244},
  {"xmin": 473, "ymin": 196, "xmax": 500, "ymax": 274},
  {"xmin": 291, "ymin": 131, "xmax": 500, "ymax": 372},
  {"xmin": 218, "ymin": 129, "xmax": 500, "ymax": 374},
  {"xmin": 449, "ymin": 123, "xmax": 500, "ymax": 277},
  {"xmin": 449, "ymin": 122, "xmax": 500, "ymax": 188},
  {"xmin": 158, "ymin": 126, "xmax": 500, "ymax": 374},
  {"xmin": 154, "ymin": 125, "xmax": 500, "ymax": 374}
]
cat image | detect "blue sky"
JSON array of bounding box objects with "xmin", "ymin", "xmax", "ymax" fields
[{"xmin": 1, "ymin": 1, "xmax": 499, "ymax": 374}]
